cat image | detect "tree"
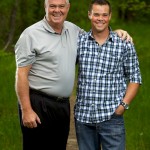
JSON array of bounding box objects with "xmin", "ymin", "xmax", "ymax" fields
[
  {"xmin": 109, "ymin": 0, "xmax": 150, "ymax": 22},
  {"xmin": 0, "ymin": 0, "xmax": 150, "ymax": 51},
  {"xmin": 3, "ymin": 0, "xmax": 19, "ymax": 50}
]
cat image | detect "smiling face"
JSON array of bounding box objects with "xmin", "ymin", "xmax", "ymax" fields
[
  {"xmin": 88, "ymin": 4, "xmax": 111, "ymax": 33},
  {"xmin": 45, "ymin": 0, "xmax": 70, "ymax": 28}
]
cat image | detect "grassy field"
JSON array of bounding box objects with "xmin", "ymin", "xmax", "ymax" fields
[
  {"xmin": 0, "ymin": 51, "xmax": 22, "ymax": 150},
  {"xmin": 117, "ymin": 23, "xmax": 150, "ymax": 150},
  {"xmin": 0, "ymin": 22, "xmax": 150, "ymax": 150}
]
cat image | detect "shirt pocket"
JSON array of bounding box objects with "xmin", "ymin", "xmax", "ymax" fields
[{"xmin": 98, "ymin": 53, "xmax": 120, "ymax": 74}]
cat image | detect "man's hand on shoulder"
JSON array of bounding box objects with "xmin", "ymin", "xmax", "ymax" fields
[{"xmin": 114, "ymin": 29, "xmax": 133, "ymax": 43}]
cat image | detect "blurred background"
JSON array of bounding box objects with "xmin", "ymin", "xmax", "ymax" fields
[{"xmin": 0, "ymin": 0, "xmax": 150, "ymax": 149}]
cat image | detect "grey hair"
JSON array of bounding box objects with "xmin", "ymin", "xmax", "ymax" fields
[
  {"xmin": 45, "ymin": 0, "xmax": 69, "ymax": 4},
  {"xmin": 66, "ymin": 0, "xmax": 69, "ymax": 4}
]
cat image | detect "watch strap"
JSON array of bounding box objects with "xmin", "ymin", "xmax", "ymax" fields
[{"xmin": 120, "ymin": 101, "xmax": 129, "ymax": 110}]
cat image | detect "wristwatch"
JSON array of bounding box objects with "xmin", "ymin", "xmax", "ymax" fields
[{"xmin": 120, "ymin": 101, "xmax": 129, "ymax": 110}]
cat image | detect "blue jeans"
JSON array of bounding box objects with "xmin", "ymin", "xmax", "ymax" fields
[{"xmin": 75, "ymin": 114, "xmax": 125, "ymax": 150}]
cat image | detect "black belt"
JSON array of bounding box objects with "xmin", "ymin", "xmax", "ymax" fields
[{"xmin": 30, "ymin": 89, "xmax": 69, "ymax": 102}]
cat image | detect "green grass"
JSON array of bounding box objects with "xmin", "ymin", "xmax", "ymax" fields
[
  {"xmin": 0, "ymin": 22, "xmax": 150, "ymax": 149},
  {"xmin": 112, "ymin": 22, "xmax": 150, "ymax": 150},
  {"xmin": 0, "ymin": 51, "xmax": 22, "ymax": 150}
]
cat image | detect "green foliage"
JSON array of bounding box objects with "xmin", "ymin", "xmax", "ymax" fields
[
  {"xmin": 124, "ymin": 23, "xmax": 150, "ymax": 150},
  {"xmin": 0, "ymin": 51, "xmax": 22, "ymax": 150},
  {"xmin": 68, "ymin": 0, "xmax": 91, "ymax": 31},
  {"xmin": 18, "ymin": 0, "xmax": 44, "ymax": 30},
  {"xmin": 0, "ymin": 0, "xmax": 15, "ymax": 47},
  {"xmin": 109, "ymin": 0, "xmax": 150, "ymax": 22},
  {"xmin": 0, "ymin": 0, "xmax": 150, "ymax": 50}
]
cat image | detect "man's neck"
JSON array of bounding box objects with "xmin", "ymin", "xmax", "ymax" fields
[
  {"xmin": 50, "ymin": 23, "xmax": 63, "ymax": 34},
  {"xmin": 92, "ymin": 28, "xmax": 109, "ymax": 45},
  {"xmin": 46, "ymin": 17, "xmax": 63, "ymax": 34}
]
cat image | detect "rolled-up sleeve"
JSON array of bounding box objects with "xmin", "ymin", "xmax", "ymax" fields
[
  {"xmin": 123, "ymin": 42, "xmax": 142, "ymax": 84},
  {"xmin": 15, "ymin": 31, "xmax": 36, "ymax": 67}
]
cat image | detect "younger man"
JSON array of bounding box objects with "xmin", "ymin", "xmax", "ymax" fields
[{"xmin": 75, "ymin": 0, "xmax": 142, "ymax": 149}]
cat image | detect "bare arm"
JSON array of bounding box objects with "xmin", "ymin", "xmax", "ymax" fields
[
  {"xmin": 122, "ymin": 83, "xmax": 140, "ymax": 104},
  {"xmin": 115, "ymin": 83, "xmax": 140, "ymax": 115},
  {"xmin": 15, "ymin": 65, "xmax": 41, "ymax": 128}
]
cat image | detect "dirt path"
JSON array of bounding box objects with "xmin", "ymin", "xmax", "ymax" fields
[{"xmin": 66, "ymin": 96, "xmax": 78, "ymax": 150}]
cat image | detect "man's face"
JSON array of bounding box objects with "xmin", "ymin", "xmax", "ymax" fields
[
  {"xmin": 88, "ymin": 4, "xmax": 111, "ymax": 33},
  {"xmin": 45, "ymin": 0, "xmax": 70, "ymax": 27}
]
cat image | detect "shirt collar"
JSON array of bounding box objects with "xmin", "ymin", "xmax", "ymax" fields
[
  {"xmin": 88, "ymin": 27, "xmax": 115, "ymax": 42},
  {"xmin": 42, "ymin": 17, "xmax": 68, "ymax": 34}
]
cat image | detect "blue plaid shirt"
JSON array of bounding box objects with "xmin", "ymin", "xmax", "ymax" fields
[{"xmin": 74, "ymin": 29, "xmax": 142, "ymax": 123}]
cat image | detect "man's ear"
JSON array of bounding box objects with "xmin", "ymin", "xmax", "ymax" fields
[
  {"xmin": 109, "ymin": 12, "xmax": 112, "ymax": 21},
  {"xmin": 88, "ymin": 11, "xmax": 92, "ymax": 19},
  {"xmin": 88, "ymin": 15, "xmax": 92, "ymax": 19}
]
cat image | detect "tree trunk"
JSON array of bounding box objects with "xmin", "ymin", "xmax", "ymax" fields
[{"xmin": 3, "ymin": 0, "xmax": 18, "ymax": 51}]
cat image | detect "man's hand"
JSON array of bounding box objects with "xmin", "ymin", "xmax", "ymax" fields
[
  {"xmin": 22, "ymin": 109, "xmax": 41, "ymax": 128},
  {"xmin": 115, "ymin": 105, "xmax": 125, "ymax": 116},
  {"xmin": 115, "ymin": 29, "xmax": 133, "ymax": 43}
]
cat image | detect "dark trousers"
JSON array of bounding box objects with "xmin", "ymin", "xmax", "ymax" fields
[{"xmin": 18, "ymin": 90, "xmax": 70, "ymax": 150}]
